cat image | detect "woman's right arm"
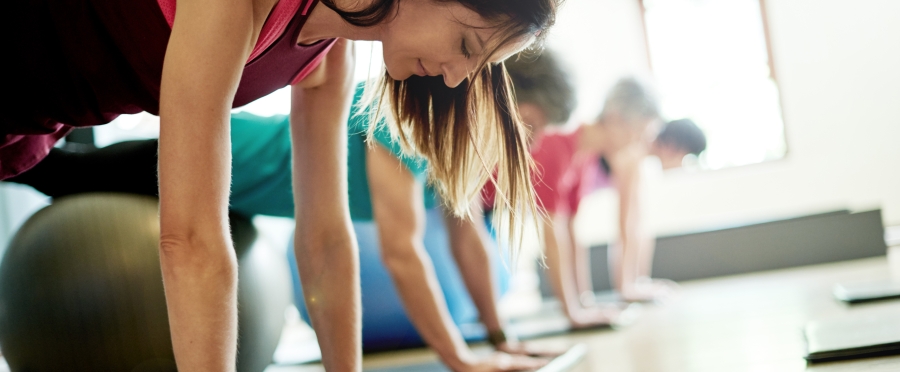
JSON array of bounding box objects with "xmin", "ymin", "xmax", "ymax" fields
[{"xmin": 157, "ymin": 0, "xmax": 266, "ymax": 369}]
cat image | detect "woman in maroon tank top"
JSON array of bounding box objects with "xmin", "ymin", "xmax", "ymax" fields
[{"xmin": 3, "ymin": 0, "xmax": 562, "ymax": 369}]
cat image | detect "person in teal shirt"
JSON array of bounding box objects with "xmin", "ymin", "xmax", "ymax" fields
[{"xmin": 228, "ymin": 92, "xmax": 433, "ymax": 220}]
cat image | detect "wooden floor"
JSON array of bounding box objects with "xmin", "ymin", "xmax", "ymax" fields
[{"xmin": 268, "ymin": 255, "xmax": 900, "ymax": 372}]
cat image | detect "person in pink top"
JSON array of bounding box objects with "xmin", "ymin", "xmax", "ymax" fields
[
  {"xmin": 484, "ymin": 71, "xmax": 706, "ymax": 327},
  {"xmin": 481, "ymin": 53, "xmax": 621, "ymax": 328},
  {"xmin": 3, "ymin": 0, "xmax": 564, "ymax": 370},
  {"xmin": 532, "ymin": 77, "xmax": 676, "ymax": 319}
]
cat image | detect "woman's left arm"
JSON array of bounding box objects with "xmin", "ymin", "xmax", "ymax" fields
[{"xmin": 288, "ymin": 39, "xmax": 362, "ymax": 371}]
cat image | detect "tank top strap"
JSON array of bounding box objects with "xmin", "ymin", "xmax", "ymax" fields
[
  {"xmin": 232, "ymin": 0, "xmax": 334, "ymax": 106},
  {"xmin": 155, "ymin": 0, "xmax": 314, "ymax": 63}
]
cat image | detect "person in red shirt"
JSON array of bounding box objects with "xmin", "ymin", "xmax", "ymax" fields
[
  {"xmin": 486, "ymin": 76, "xmax": 689, "ymax": 328},
  {"xmin": 532, "ymin": 77, "xmax": 673, "ymax": 316}
]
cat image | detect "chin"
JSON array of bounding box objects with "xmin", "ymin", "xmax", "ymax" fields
[{"xmin": 382, "ymin": 61, "xmax": 410, "ymax": 81}]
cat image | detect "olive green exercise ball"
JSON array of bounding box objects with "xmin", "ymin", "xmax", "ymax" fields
[{"xmin": 0, "ymin": 193, "xmax": 292, "ymax": 372}]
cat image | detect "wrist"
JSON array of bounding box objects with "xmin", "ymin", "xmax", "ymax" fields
[
  {"xmin": 486, "ymin": 327, "xmax": 509, "ymax": 347},
  {"xmin": 566, "ymin": 307, "xmax": 585, "ymax": 323},
  {"xmin": 443, "ymin": 348, "xmax": 476, "ymax": 372}
]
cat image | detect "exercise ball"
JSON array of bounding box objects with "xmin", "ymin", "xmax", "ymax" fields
[
  {"xmin": 0, "ymin": 193, "xmax": 292, "ymax": 372},
  {"xmin": 288, "ymin": 207, "xmax": 510, "ymax": 352}
]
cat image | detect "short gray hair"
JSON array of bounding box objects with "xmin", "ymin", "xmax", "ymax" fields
[
  {"xmin": 598, "ymin": 77, "xmax": 660, "ymax": 125},
  {"xmin": 505, "ymin": 51, "xmax": 576, "ymax": 125}
]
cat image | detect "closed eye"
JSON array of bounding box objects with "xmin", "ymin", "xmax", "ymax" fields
[{"xmin": 461, "ymin": 38, "xmax": 471, "ymax": 59}]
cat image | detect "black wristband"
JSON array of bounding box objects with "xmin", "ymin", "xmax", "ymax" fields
[{"xmin": 487, "ymin": 328, "xmax": 507, "ymax": 347}]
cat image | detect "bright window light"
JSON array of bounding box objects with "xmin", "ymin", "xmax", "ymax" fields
[{"xmin": 643, "ymin": 0, "xmax": 787, "ymax": 169}]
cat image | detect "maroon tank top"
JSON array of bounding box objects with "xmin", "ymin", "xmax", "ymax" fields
[{"xmin": 0, "ymin": 0, "xmax": 335, "ymax": 179}]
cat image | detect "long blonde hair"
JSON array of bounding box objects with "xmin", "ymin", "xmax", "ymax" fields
[{"xmin": 335, "ymin": 0, "xmax": 564, "ymax": 248}]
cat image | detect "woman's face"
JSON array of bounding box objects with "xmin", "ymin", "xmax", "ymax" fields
[{"xmin": 380, "ymin": 0, "xmax": 532, "ymax": 87}]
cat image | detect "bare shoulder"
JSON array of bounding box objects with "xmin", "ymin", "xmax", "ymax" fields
[{"xmin": 294, "ymin": 39, "xmax": 354, "ymax": 89}]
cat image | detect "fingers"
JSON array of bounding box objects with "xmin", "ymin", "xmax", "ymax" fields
[
  {"xmin": 492, "ymin": 352, "xmax": 549, "ymax": 371},
  {"xmin": 498, "ymin": 342, "xmax": 564, "ymax": 359}
]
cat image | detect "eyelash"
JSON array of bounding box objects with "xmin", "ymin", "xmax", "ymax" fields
[{"xmin": 461, "ymin": 39, "xmax": 471, "ymax": 59}]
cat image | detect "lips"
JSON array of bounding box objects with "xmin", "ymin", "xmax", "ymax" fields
[{"xmin": 416, "ymin": 59, "xmax": 428, "ymax": 77}]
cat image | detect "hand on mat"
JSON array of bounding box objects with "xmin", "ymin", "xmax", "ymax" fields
[
  {"xmin": 620, "ymin": 278, "xmax": 679, "ymax": 303},
  {"xmin": 567, "ymin": 306, "xmax": 619, "ymax": 329},
  {"xmin": 460, "ymin": 352, "xmax": 549, "ymax": 371},
  {"xmin": 497, "ymin": 340, "xmax": 566, "ymax": 358}
]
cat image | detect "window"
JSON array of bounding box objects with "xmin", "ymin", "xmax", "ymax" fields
[{"xmin": 642, "ymin": 0, "xmax": 787, "ymax": 169}]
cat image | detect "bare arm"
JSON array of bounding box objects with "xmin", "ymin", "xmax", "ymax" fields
[
  {"xmin": 610, "ymin": 152, "xmax": 644, "ymax": 294},
  {"xmin": 366, "ymin": 144, "xmax": 473, "ymax": 370},
  {"xmin": 157, "ymin": 0, "xmax": 273, "ymax": 369},
  {"xmin": 540, "ymin": 215, "xmax": 583, "ymax": 318},
  {"xmin": 290, "ymin": 39, "xmax": 361, "ymax": 371},
  {"xmin": 445, "ymin": 208, "xmax": 565, "ymax": 358},
  {"xmin": 541, "ymin": 214, "xmax": 617, "ymax": 328},
  {"xmin": 441, "ymin": 204, "xmax": 504, "ymax": 338},
  {"xmin": 566, "ymin": 218, "xmax": 594, "ymax": 300}
]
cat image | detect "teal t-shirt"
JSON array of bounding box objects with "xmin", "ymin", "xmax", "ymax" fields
[{"xmin": 229, "ymin": 85, "xmax": 432, "ymax": 220}]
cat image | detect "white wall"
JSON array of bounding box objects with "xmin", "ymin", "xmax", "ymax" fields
[
  {"xmin": 545, "ymin": 0, "xmax": 652, "ymax": 122},
  {"xmin": 572, "ymin": 0, "xmax": 900, "ymax": 244}
]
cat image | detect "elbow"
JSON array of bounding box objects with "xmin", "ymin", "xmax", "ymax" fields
[
  {"xmin": 293, "ymin": 223, "xmax": 356, "ymax": 258},
  {"xmin": 159, "ymin": 228, "xmax": 238, "ymax": 281},
  {"xmin": 379, "ymin": 236, "xmax": 423, "ymax": 277}
]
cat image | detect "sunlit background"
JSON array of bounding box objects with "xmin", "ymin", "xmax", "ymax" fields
[{"xmin": 643, "ymin": 0, "xmax": 786, "ymax": 169}]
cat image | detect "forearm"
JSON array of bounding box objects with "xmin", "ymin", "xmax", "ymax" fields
[
  {"xmin": 612, "ymin": 217, "xmax": 644, "ymax": 291},
  {"xmin": 292, "ymin": 147, "xmax": 362, "ymax": 369},
  {"xmin": 615, "ymin": 162, "xmax": 647, "ymax": 289},
  {"xmin": 382, "ymin": 242, "xmax": 471, "ymax": 370},
  {"xmin": 158, "ymin": 235, "xmax": 238, "ymax": 371},
  {"xmin": 566, "ymin": 221, "xmax": 594, "ymax": 298},
  {"xmin": 294, "ymin": 227, "xmax": 360, "ymax": 370},
  {"xmin": 444, "ymin": 212, "xmax": 503, "ymax": 334},
  {"xmin": 541, "ymin": 218, "xmax": 584, "ymax": 317},
  {"xmin": 636, "ymin": 235, "xmax": 657, "ymax": 278}
]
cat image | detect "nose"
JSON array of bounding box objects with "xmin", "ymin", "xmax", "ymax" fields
[{"xmin": 441, "ymin": 62, "xmax": 469, "ymax": 88}]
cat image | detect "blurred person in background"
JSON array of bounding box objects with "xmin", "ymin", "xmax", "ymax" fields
[
  {"xmin": 489, "ymin": 76, "xmax": 686, "ymax": 330},
  {"xmin": 651, "ymin": 118, "xmax": 707, "ymax": 170}
]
